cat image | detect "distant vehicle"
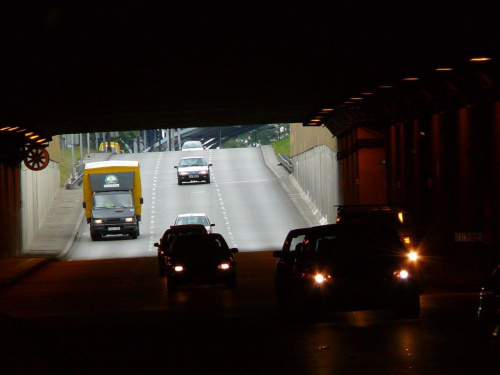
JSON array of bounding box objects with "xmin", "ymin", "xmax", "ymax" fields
[
  {"xmin": 477, "ymin": 264, "xmax": 500, "ymax": 339},
  {"xmin": 174, "ymin": 213, "xmax": 214, "ymax": 233},
  {"xmin": 174, "ymin": 156, "xmax": 211, "ymax": 184},
  {"xmin": 155, "ymin": 224, "xmax": 208, "ymax": 276},
  {"xmin": 161, "ymin": 232, "xmax": 238, "ymax": 292},
  {"xmin": 98, "ymin": 142, "xmax": 122, "ymax": 154},
  {"xmin": 182, "ymin": 140, "xmax": 204, "ymax": 151},
  {"xmin": 273, "ymin": 223, "xmax": 423, "ymax": 318},
  {"xmin": 82, "ymin": 161, "xmax": 143, "ymax": 241},
  {"xmin": 336, "ymin": 205, "xmax": 419, "ymax": 249}
]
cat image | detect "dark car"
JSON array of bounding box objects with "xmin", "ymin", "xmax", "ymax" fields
[
  {"xmin": 162, "ymin": 232, "xmax": 238, "ymax": 292},
  {"xmin": 174, "ymin": 156, "xmax": 212, "ymax": 185},
  {"xmin": 336, "ymin": 205, "xmax": 419, "ymax": 250},
  {"xmin": 155, "ymin": 224, "xmax": 208, "ymax": 276},
  {"xmin": 273, "ymin": 223, "xmax": 423, "ymax": 317},
  {"xmin": 477, "ymin": 264, "xmax": 500, "ymax": 339}
]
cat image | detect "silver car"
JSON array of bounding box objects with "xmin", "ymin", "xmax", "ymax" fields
[
  {"xmin": 174, "ymin": 213, "xmax": 215, "ymax": 233},
  {"xmin": 174, "ymin": 156, "xmax": 211, "ymax": 184}
]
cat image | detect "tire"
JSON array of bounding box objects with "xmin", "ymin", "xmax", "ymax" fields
[
  {"xmin": 130, "ymin": 231, "xmax": 138, "ymax": 239},
  {"xmin": 177, "ymin": 178, "xmax": 182, "ymax": 185},
  {"xmin": 90, "ymin": 232, "xmax": 101, "ymax": 241},
  {"xmin": 227, "ymin": 274, "xmax": 237, "ymax": 289},
  {"xmin": 167, "ymin": 277, "xmax": 178, "ymax": 293},
  {"xmin": 393, "ymin": 291, "xmax": 420, "ymax": 318},
  {"xmin": 206, "ymin": 176, "xmax": 211, "ymax": 184}
]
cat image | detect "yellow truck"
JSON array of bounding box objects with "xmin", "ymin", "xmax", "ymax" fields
[{"xmin": 83, "ymin": 161, "xmax": 143, "ymax": 241}]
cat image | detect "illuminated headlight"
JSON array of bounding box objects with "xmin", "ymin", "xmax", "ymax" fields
[
  {"xmin": 125, "ymin": 217, "xmax": 134, "ymax": 223},
  {"xmin": 218, "ymin": 263, "xmax": 230, "ymax": 270},
  {"xmin": 94, "ymin": 219, "xmax": 103, "ymax": 224},
  {"xmin": 407, "ymin": 251, "xmax": 419, "ymax": 262},
  {"xmin": 179, "ymin": 172, "xmax": 189, "ymax": 176},
  {"xmin": 174, "ymin": 266, "xmax": 184, "ymax": 272},
  {"xmin": 313, "ymin": 273, "xmax": 331, "ymax": 284},
  {"xmin": 394, "ymin": 269, "xmax": 409, "ymax": 279},
  {"xmin": 403, "ymin": 237, "xmax": 411, "ymax": 245},
  {"xmin": 199, "ymin": 170, "xmax": 208, "ymax": 175}
]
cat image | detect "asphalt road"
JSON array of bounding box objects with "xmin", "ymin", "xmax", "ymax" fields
[{"xmin": 1, "ymin": 149, "xmax": 499, "ymax": 374}]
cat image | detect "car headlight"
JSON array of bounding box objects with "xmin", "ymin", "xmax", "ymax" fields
[
  {"xmin": 174, "ymin": 266, "xmax": 184, "ymax": 272},
  {"xmin": 125, "ymin": 217, "xmax": 134, "ymax": 223},
  {"xmin": 179, "ymin": 172, "xmax": 189, "ymax": 176},
  {"xmin": 218, "ymin": 263, "xmax": 231, "ymax": 270},
  {"xmin": 199, "ymin": 170, "xmax": 208, "ymax": 175},
  {"xmin": 312, "ymin": 273, "xmax": 332, "ymax": 285},
  {"xmin": 394, "ymin": 269, "xmax": 409, "ymax": 279},
  {"xmin": 94, "ymin": 219, "xmax": 103, "ymax": 224},
  {"xmin": 407, "ymin": 251, "xmax": 419, "ymax": 262}
]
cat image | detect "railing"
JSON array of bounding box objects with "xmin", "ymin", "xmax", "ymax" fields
[{"xmin": 277, "ymin": 153, "xmax": 293, "ymax": 173}]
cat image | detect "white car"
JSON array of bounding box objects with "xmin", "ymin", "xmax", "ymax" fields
[
  {"xmin": 174, "ymin": 156, "xmax": 211, "ymax": 184},
  {"xmin": 181, "ymin": 140, "xmax": 204, "ymax": 151},
  {"xmin": 174, "ymin": 213, "xmax": 215, "ymax": 233}
]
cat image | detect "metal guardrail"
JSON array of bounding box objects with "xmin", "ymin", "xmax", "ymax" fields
[
  {"xmin": 277, "ymin": 153, "xmax": 293, "ymax": 173},
  {"xmin": 65, "ymin": 163, "xmax": 85, "ymax": 190}
]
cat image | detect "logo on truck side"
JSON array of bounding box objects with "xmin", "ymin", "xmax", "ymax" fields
[{"xmin": 104, "ymin": 174, "xmax": 119, "ymax": 188}]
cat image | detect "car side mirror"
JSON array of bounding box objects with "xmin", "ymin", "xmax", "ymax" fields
[
  {"xmin": 209, "ymin": 163, "xmax": 212, "ymax": 167},
  {"xmin": 82, "ymin": 202, "xmax": 86, "ymax": 209},
  {"xmin": 140, "ymin": 197, "xmax": 144, "ymax": 204},
  {"xmin": 273, "ymin": 250, "xmax": 283, "ymax": 258},
  {"xmin": 210, "ymin": 223, "xmax": 215, "ymax": 227},
  {"xmin": 154, "ymin": 242, "xmax": 160, "ymax": 248},
  {"xmin": 174, "ymin": 166, "xmax": 178, "ymax": 169}
]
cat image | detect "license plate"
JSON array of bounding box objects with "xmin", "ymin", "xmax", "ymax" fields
[
  {"xmin": 189, "ymin": 174, "xmax": 196, "ymax": 178},
  {"xmin": 108, "ymin": 227, "xmax": 120, "ymax": 231}
]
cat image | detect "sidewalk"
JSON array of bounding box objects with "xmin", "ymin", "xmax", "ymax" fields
[{"xmin": 0, "ymin": 152, "xmax": 112, "ymax": 287}]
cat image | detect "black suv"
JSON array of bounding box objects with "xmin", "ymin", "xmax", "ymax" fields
[
  {"xmin": 273, "ymin": 223, "xmax": 423, "ymax": 317},
  {"xmin": 155, "ymin": 224, "xmax": 208, "ymax": 276},
  {"xmin": 159, "ymin": 232, "xmax": 238, "ymax": 292}
]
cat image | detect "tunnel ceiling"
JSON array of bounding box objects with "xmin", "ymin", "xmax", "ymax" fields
[{"xmin": 2, "ymin": 2, "xmax": 500, "ymax": 137}]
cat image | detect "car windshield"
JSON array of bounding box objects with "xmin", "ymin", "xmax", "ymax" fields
[
  {"xmin": 93, "ymin": 193, "xmax": 133, "ymax": 208},
  {"xmin": 178, "ymin": 158, "xmax": 207, "ymax": 167},
  {"xmin": 183, "ymin": 141, "xmax": 203, "ymax": 149},
  {"xmin": 176, "ymin": 216, "xmax": 208, "ymax": 226}
]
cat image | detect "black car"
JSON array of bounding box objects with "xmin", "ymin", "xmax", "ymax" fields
[
  {"xmin": 162, "ymin": 232, "xmax": 238, "ymax": 292},
  {"xmin": 174, "ymin": 156, "xmax": 212, "ymax": 185},
  {"xmin": 273, "ymin": 223, "xmax": 423, "ymax": 317},
  {"xmin": 477, "ymin": 264, "xmax": 500, "ymax": 339},
  {"xmin": 155, "ymin": 224, "xmax": 208, "ymax": 276}
]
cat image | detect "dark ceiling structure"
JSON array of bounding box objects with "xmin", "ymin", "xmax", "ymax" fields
[{"xmin": 2, "ymin": 1, "xmax": 499, "ymax": 137}]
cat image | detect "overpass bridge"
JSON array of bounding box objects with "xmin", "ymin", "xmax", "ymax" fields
[{"xmin": 1, "ymin": 3, "xmax": 500, "ymax": 272}]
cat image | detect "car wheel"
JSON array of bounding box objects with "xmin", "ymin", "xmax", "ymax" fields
[
  {"xmin": 177, "ymin": 178, "xmax": 182, "ymax": 185},
  {"xmin": 90, "ymin": 232, "xmax": 101, "ymax": 241},
  {"xmin": 130, "ymin": 231, "xmax": 138, "ymax": 239},
  {"xmin": 227, "ymin": 274, "xmax": 237, "ymax": 289},
  {"xmin": 167, "ymin": 277, "xmax": 177, "ymax": 293},
  {"xmin": 206, "ymin": 176, "xmax": 211, "ymax": 184},
  {"xmin": 393, "ymin": 291, "xmax": 420, "ymax": 318}
]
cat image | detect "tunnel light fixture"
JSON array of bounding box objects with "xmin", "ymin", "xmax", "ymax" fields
[
  {"xmin": 361, "ymin": 92, "xmax": 374, "ymax": 95},
  {"xmin": 402, "ymin": 77, "xmax": 420, "ymax": 81},
  {"xmin": 469, "ymin": 57, "xmax": 491, "ymax": 62},
  {"xmin": 436, "ymin": 67, "xmax": 453, "ymax": 72},
  {"xmin": 379, "ymin": 85, "xmax": 394, "ymax": 89},
  {"xmin": 350, "ymin": 97, "xmax": 363, "ymax": 100}
]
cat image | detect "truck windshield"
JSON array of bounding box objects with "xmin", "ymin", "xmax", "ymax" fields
[{"xmin": 93, "ymin": 193, "xmax": 133, "ymax": 209}]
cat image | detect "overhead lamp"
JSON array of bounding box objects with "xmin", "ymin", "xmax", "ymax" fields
[
  {"xmin": 379, "ymin": 85, "xmax": 393, "ymax": 89},
  {"xmin": 436, "ymin": 67, "xmax": 453, "ymax": 71},
  {"xmin": 361, "ymin": 92, "xmax": 374, "ymax": 95},
  {"xmin": 402, "ymin": 77, "xmax": 420, "ymax": 81},
  {"xmin": 350, "ymin": 97, "xmax": 363, "ymax": 100},
  {"xmin": 469, "ymin": 57, "xmax": 491, "ymax": 62}
]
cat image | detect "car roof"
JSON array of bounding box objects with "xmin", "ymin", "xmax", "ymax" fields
[
  {"xmin": 176, "ymin": 213, "xmax": 207, "ymax": 217},
  {"xmin": 180, "ymin": 156, "xmax": 205, "ymax": 160},
  {"xmin": 164, "ymin": 224, "xmax": 208, "ymax": 234}
]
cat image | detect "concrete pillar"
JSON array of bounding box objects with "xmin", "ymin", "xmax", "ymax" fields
[{"xmin": 0, "ymin": 164, "xmax": 21, "ymax": 257}]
